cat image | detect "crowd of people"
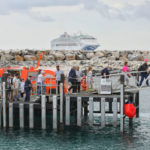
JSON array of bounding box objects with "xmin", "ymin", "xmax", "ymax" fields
[{"xmin": 0, "ymin": 59, "xmax": 149, "ymax": 101}]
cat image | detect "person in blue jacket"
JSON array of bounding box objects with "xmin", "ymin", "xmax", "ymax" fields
[
  {"xmin": 25, "ymin": 76, "xmax": 32, "ymax": 101},
  {"xmin": 68, "ymin": 66, "xmax": 77, "ymax": 93}
]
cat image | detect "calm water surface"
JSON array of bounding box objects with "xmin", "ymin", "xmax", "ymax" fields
[{"xmin": 0, "ymin": 89, "xmax": 149, "ymax": 150}]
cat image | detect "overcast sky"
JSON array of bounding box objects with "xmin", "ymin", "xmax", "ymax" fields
[{"xmin": 0, "ymin": 0, "xmax": 150, "ymax": 50}]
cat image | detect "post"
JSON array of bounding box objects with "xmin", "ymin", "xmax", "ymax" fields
[
  {"xmin": 113, "ymin": 98, "xmax": 118, "ymax": 127},
  {"xmin": 29, "ymin": 103, "xmax": 34, "ymax": 129},
  {"xmin": 120, "ymin": 74, "xmax": 125, "ymax": 132},
  {"xmin": 19, "ymin": 103, "xmax": 24, "ymax": 128},
  {"xmin": 9, "ymin": 103, "xmax": 13, "ymax": 127},
  {"xmin": 65, "ymin": 96, "xmax": 70, "ymax": 126},
  {"xmin": 53, "ymin": 95, "xmax": 57, "ymax": 129},
  {"xmin": 60, "ymin": 83, "xmax": 64, "ymax": 123},
  {"xmin": 101, "ymin": 98, "xmax": 105, "ymax": 127},
  {"xmin": 41, "ymin": 95, "xmax": 46, "ymax": 129},
  {"xmin": 77, "ymin": 97, "xmax": 82, "ymax": 126},
  {"xmin": 89, "ymin": 97, "xmax": 94, "ymax": 125},
  {"xmin": 3, "ymin": 82, "xmax": 6, "ymax": 127}
]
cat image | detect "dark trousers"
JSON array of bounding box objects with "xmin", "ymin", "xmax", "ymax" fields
[
  {"xmin": 56, "ymin": 81, "xmax": 60, "ymax": 94},
  {"xmin": 25, "ymin": 89, "xmax": 30, "ymax": 101},
  {"xmin": 139, "ymin": 74, "xmax": 149, "ymax": 86},
  {"xmin": 68, "ymin": 81, "xmax": 77, "ymax": 93},
  {"xmin": 77, "ymin": 82, "xmax": 81, "ymax": 93}
]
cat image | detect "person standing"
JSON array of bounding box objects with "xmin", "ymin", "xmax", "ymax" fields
[
  {"xmin": 13, "ymin": 74, "xmax": 20, "ymax": 101},
  {"xmin": 122, "ymin": 62, "xmax": 131, "ymax": 86},
  {"xmin": 101, "ymin": 66, "xmax": 110, "ymax": 78},
  {"xmin": 76, "ymin": 66, "xmax": 81, "ymax": 93},
  {"xmin": 37, "ymin": 70, "xmax": 45, "ymax": 96},
  {"xmin": 86, "ymin": 66, "xmax": 93, "ymax": 89},
  {"xmin": 20, "ymin": 79, "xmax": 25, "ymax": 101},
  {"xmin": 25, "ymin": 76, "xmax": 32, "ymax": 102},
  {"xmin": 68, "ymin": 66, "xmax": 77, "ymax": 93},
  {"xmin": 6, "ymin": 74, "xmax": 12, "ymax": 101},
  {"xmin": 138, "ymin": 59, "xmax": 149, "ymax": 86},
  {"xmin": 55, "ymin": 65, "xmax": 64, "ymax": 94}
]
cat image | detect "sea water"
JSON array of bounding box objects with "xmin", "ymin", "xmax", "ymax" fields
[{"xmin": 0, "ymin": 89, "xmax": 150, "ymax": 150}]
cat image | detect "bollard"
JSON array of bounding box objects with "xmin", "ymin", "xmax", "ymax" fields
[
  {"xmin": 29, "ymin": 103, "xmax": 34, "ymax": 129},
  {"xmin": 9, "ymin": 103, "xmax": 13, "ymax": 128},
  {"xmin": 65, "ymin": 96, "xmax": 70, "ymax": 126},
  {"xmin": 19, "ymin": 103, "xmax": 24, "ymax": 128},
  {"xmin": 41, "ymin": 95, "xmax": 46, "ymax": 129},
  {"xmin": 53, "ymin": 95, "xmax": 57, "ymax": 129},
  {"xmin": 89, "ymin": 97, "xmax": 94, "ymax": 125}
]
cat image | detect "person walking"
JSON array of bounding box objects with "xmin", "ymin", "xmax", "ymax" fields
[
  {"xmin": 122, "ymin": 62, "xmax": 131, "ymax": 86},
  {"xmin": 68, "ymin": 66, "xmax": 77, "ymax": 93},
  {"xmin": 138, "ymin": 59, "xmax": 149, "ymax": 86},
  {"xmin": 76, "ymin": 66, "xmax": 81, "ymax": 93},
  {"xmin": 25, "ymin": 76, "xmax": 32, "ymax": 102},
  {"xmin": 55, "ymin": 65, "xmax": 64, "ymax": 94}
]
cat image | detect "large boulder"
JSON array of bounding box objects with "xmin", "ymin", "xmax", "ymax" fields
[
  {"xmin": 95, "ymin": 51, "xmax": 104, "ymax": 58},
  {"xmin": 24, "ymin": 55, "xmax": 36, "ymax": 61},
  {"xmin": 65, "ymin": 53, "xmax": 76, "ymax": 60},
  {"xmin": 86, "ymin": 52, "xmax": 95, "ymax": 59},
  {"xmin": 52, "ymin": 52, "xmax": 65, "ymax": 60},
  {"xmin": 45, "ymin": 55, "xmax": 55, "ymax": 61},
  {"xmin": 15, "ymin": 55, "xmax": 24, "ymax": 61},
  {"xmin": 1, "ymin": 54, "xmax": 14, "ymax": 61}
]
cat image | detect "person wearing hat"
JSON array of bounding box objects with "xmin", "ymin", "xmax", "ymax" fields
[
  {"xmin": 55, "ymin": 65, "xmax": 64, "ymax": 94},
  {"xmin": 138, "ymin": 58, "xmax": 149, "ymax": 86}
]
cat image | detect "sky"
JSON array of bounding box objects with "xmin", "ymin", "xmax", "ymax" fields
[{"xmin": 0, "ymin": 0, "xmax": 150, "ymax": 50}]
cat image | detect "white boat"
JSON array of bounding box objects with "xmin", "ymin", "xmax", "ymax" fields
[{"xmin": 51, "ymin": 32, "xmax": 100, "ymax": 51}]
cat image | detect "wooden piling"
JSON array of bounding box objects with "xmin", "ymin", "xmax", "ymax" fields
[
  {"xmin": 0, "ymin": 101, "xmax": 2, "ymax": 128},
  {"xmin": 89, "ymin": 97, "xmax": 94, "ymax": 125},
  {"xmin": 9, "ymin": 103, "xmax": 13, "ymax": 128},
  {"xmin": 19, "ymin": 103, "xmax": 24, "ymax": 128},
  {"xmin": 53, "ymin": 95, "xmax": 57, "ymax": 129},
  {"xmin": 29, "ymin": 103, "xmax": 34, "ymax": 129},
  {"xmin": 41, "ymin": 95, "xmax": 46, "ymax": 129},
  {"xmin": 3, "ymin": 82, "xmax": 6, "ymax": 127},
  {"xmin": 60, "ymin": 83, "xmax": 64, "ymax": 123},
  {"xmin": 135, "ymin": 92, "xmax": 139, "ymax": 118},
  {"xmin": 101, "ymin": 98, "xmax": 105, "ymax": 127},
  {"xmin": 65, "ymin": 96, "xmax": 70, "ymax": 126},
  {"xmin": 120, "ymin": 84, "xmax": 125, "ymax": 132},
  {"xmin": 77, "ymin": 97, "xmax": 82, "ymax": 126},
  {"xmin": 113, "ymin": 98, "xmax": 118, "ymax": 127}
]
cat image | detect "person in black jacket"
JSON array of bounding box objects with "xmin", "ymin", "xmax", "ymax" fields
[
  {"xmin": 138, "ymin": 59, "xmax": 149, "ymax": 86},
  {"xmin": 101, "ymin": 66, "xmax": 110, "ymax": 78},
  {"xmin": 25, "ymin": 76, "xmax": 32, "ymax": 101},
  {"xmin": 68, "ymin": 66, "xmax": 77, "ymax": 93}
]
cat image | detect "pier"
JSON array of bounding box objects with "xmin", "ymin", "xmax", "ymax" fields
[{"xmin": 0, "ymin": 73, "xmax": 143, "ymax": 133}]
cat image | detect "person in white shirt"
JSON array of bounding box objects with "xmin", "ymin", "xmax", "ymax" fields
[
  {"xmin": 55, "ymin": 65, "xmax": 64, "ymax": 94},
  {"xmin": 76, "ymin": 66, "xmax": 81, "ymax": 93},
  {"xmin": 37, "ymin": 70, "xmax": 45, "ymax": 96},
  {"xmin": 20, "ymin": 79, "xmax": 25, "ymax": 100},
  {"xmin": 13, "ymin": 74, "xmax": 20, "ymax": 101},
  {"xmin": 86, "ymin": 66, "xmax": 93, "ymax": 89}
]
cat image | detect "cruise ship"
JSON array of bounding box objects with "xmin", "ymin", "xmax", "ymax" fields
[{"xmin": 51, "ymin": 32, "xmax": 100, "ymax": 51}]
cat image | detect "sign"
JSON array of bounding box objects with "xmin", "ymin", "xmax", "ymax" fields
[{"xmin": 100, "ymin": 78, "xmax": 112, "ymax": 94}]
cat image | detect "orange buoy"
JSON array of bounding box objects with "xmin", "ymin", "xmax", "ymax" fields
[
  {"xmin": 124, "ymin": 103, "xmax": 136, "ymax": 118},
  {"xmin": 81, "ymin": 76, "xmax": 87, "ymax": 91}
]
